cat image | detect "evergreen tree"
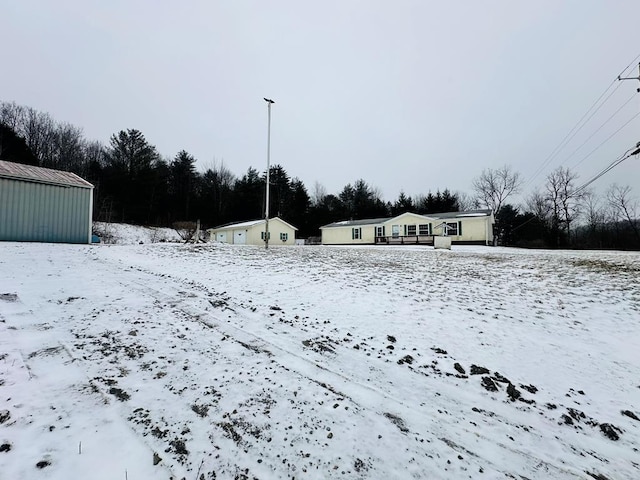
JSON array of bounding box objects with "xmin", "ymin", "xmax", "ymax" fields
[
  {"xmin": 392, "ymin": 191, "xmax": 414, "ymax": 216},
  {"xmin": 230, "ymin": 167, "xmax": 264, "ymax": 221},
  {"xmin": 103, "ymin": 129, "xmax": 160, "ymax": 224},
  {"xmin": 169, "ymin": 150, "xmax": 198, "ymax": 221}
]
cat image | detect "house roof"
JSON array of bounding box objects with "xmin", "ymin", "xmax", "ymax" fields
[
  {"xmin": 428, "ymin": 209, "xmax": 493, "ymax": 219},
  {"xmin": 0, "ymin": 160, "xmax": 93, "ymax": 189},
  {"xmin": 320, "ymin": 209, "xmax": 493, "ymax": 229},
  {"xmin": 208, "ymin": 217, "xmax": 298, "ymax": 231},
  {"xmin": 321, "ymin": 217, "xmax": 389, "ymax": 228}
]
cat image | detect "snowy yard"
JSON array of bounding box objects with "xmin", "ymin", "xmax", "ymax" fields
[{"xmin": 1, "ymin": 239, "xmax": 639, "ymax": 479}]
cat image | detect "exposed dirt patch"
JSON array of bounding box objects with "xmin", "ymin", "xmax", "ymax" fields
[
  {"xmin": 586, "ymin": 472, "xmax": 612, "ymax": 480},
  {"xmin": 191, "ymin": 403, "xmax": 209, "ymax": 417},
  {"xmin": 27, "ymin": 346, "xmax": 63, "ymax": 359},
  {"xmin": 0, "ymin": 410, "xmax": 10, "ymax": 424},
  {"xmin": 0, "ymin": 293, "xmax": 18, "ymax": 302},
  {"xmin": 397, "ymin": 355, "xmax": 414, "ymax": 365},
  {"xmin": 470, "ymin": 365, "xmax": 490, "ymax": 375},
  {"xmin": 168, "ymin": 437, "xmax": 189, "ymax": 456},
  {"xmin": 506, "ymin": 383, "xmax": 521, "ymax": 402},
  {"xmin": 481, "ymin": 377, "xmax": 498, "ymax": 392},
  {"xmin": 236, "ymin": 340, "xmax": 272, "ymax": 356},
  {"xmin": 383, "ymin": 412, "xmax": 409, "ymax": 433},
  {"xmin": 0, "ymin": 443, "xmax": 11, "ymax": 452},
  {"xmin": 621, "ymin": 410, "xmax": 639, "ymax": 421},
  {"xmin": 571, "ymin": 259, "xmax": 638, "ymax": 274},
  {"xmin": 493, "ymin": 372, "xmax": 511, "ymax": 384},
  {"xmin": 354, "ymin": 457, "xmax": 371, "ymax": 473},
  {"xmin": 109, "ymin": 387, "xmax": 130, "ymax": 401},
  {"xmin": 599, "ymin": 423, "xmax": 622, "ymax": 441},
  {"xmin": 302, "ymin": 337, "xmax": 336, "ymax": 354}
]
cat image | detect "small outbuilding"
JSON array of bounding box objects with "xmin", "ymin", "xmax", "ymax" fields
[
  {"xmin": 207, "ymin": 217, "xmax": 297, "ymax": 246},
  {"xmin": 0, "ymin": 160, "xmax": 94, "ymax": 244}
]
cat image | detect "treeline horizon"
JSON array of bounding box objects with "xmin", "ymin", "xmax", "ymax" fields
[{"xmin": 1, "ymin": 101, "xmax": 638, "ymax": 249}]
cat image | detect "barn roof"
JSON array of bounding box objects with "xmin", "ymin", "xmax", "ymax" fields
[{"xmin": 0, "ymin": 160, "xmax": 93, "ymax": 189}]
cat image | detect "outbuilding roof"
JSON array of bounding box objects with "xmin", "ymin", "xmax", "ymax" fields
[
  {"xmin": 0, "ymin": 160, "xmax": 93, "ymax": 188},
  {"xmin": 320, "ymin": 209, "xmax": 493, "ymax": 229},
  {"xmin": 208, "ymin": 217, "xmax": 298, "ymax": 231}
]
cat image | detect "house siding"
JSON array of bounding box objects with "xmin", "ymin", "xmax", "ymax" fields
[
  {"xmin": 321, "ymin": 211, "xmax": 494, "ymax": 245},
  {"xmin": 208, "ymin": 218, "xmax": 297, "ymax": 246},
  {"xmin": 320, "ymin": 224, "xmax": 378, "ymax": 245}
]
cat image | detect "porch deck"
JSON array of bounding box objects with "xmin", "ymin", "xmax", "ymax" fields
[{"xmin": 375, "ymin": 235, "xmax": 434, "ymax": 245}]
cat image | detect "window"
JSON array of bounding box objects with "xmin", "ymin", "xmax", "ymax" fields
[
  {"xmin": 280, "ymin": 232, "xmax": 288, "ymax": 241},
  {"xmin": 419, "ymin": 224, "xmax": 429, "ymax": 235},
  {"xmin": 391, "ymin": 225, "xmax": 399, "ymax": 237},
  {"xmin": 352, "ymin": 227, "xmax": 362, "ymax": 240},
  {"xmin": 261, "ymin": 231, "xmax": 271, "ymax": 240},
  {"xmin": 407, "ymin": 225, "xmax": 416, "ymax": 236},
  {"xmin": 446, "ymin": 222, "xmax": 458, "ymax": 236}
]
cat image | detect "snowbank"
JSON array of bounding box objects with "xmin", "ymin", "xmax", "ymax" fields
[{"xmin": 92, "ymin": 222, "xmax": 182, "ymax": 245}]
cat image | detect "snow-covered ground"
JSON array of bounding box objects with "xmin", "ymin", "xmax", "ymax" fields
[
  {"xmin": 92, "ymin": 222, "xmax": 183, "ymax": 245},
  {"xmin": 1, "ymin": 228, "xmax": 639, "ymax": 479}
]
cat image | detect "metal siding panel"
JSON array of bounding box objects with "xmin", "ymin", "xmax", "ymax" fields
[
  {"xmin": 69, "ymin": 188, "xmax": 80, "ymax": 242},
  {"xmin": 55, "ymin": 185, "xmax": 66, "ymax": 242},
  {"xmin": 58, "ymin": 186, "xmax": 67, "ymax": 241},
  {"xmin": 0, "ymin": 178, "xmax": 91, "ymax": 243},
  {"xmin": 0, "ymin": 179, "xmax": 10, "ymax": 238}
]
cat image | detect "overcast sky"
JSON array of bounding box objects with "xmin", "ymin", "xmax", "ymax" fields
[{"xmin": 2, "ymin": 0, "xmax": 640, "ymax": 202}]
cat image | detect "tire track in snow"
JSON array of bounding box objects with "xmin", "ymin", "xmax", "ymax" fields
[{"xmin": 117, "ymin": 264, "xmax": 588, "ymax": 479}]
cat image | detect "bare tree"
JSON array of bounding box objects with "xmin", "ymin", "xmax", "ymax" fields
[
  {"xmin": 581, "ymin": 190, "xmax": 605, "ymax": 231},
  {"xmin": 545, "ymin": 166, "xmax": 581, "ymax": 246},
  {"xmin": 456, "ymin": 191, "xmax": 480, "ymax": 212},
  {"xmin": 311, "ymin": 181, "xmax": 327, "ymax": 207},
  {"xmin": 580, "ymin": 189, "xmax": 606, "ymax": 247},
  {"xmin": 0, "ymin": 101, "xmax": 25, "ymax": 131},
  {"xmin": 21, "ymin": 107, "xmax": 55, "ymax": 163},
  {"xmin": 50, "ymin": 122, "xmax": 84, "ymax": 171},
  {"xmin": 472, "ymin": 165, "xmax": 522, "ymax": 214},
  {"xmin": 607, "ymin": 184, "xmax": 640, "ymax": 243},
  {"xmin": 525, "ymin": 189, "xmax": 551, "ymax": 223}
]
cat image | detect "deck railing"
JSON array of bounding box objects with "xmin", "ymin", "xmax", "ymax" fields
[{"xmin": 374, "ymin": 235, "xmax": 434, "ymax": 245}]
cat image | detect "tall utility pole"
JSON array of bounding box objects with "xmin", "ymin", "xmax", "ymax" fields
[{"xmin": 263, "ymin": 98, "xmax": 275, "ymax": 249}]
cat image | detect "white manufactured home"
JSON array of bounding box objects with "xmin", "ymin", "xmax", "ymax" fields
[
  {"xmin": 207, "ymin": 217, "xmax": 297, "ymax": 246},
  {"xmin": 320, "ymin": 210, "xmax": 494, "ymax": 246}
]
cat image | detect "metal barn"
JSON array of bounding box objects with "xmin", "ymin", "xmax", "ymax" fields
[{"xmin": 0, "ymin": 160, "xmax": 94, "ymax": 244}]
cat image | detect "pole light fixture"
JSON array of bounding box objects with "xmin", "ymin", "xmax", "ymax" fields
[{"xmin": 264, "ymin": 98, "xmax": 275, "ymax": 249}]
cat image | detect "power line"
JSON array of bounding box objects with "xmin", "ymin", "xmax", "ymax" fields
[
  {"xmin": 523, "ymin": 53, "xmax": 640, "ymax": 190},
  {"xmin": 574, "ymin": 141, "xmax": 640, "ymax": 196},
  {"xmin": 512, "ymin": 141, "xmax": 640, "ymax": 233},
  {"xmin": 568, "ymin": 96, "xmax": 640, "ymax": 169}
]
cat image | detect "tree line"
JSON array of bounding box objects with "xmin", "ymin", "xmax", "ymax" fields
[{"xmin": 1, "ymin": 101, "xmax": 638, "ymax": 249}]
